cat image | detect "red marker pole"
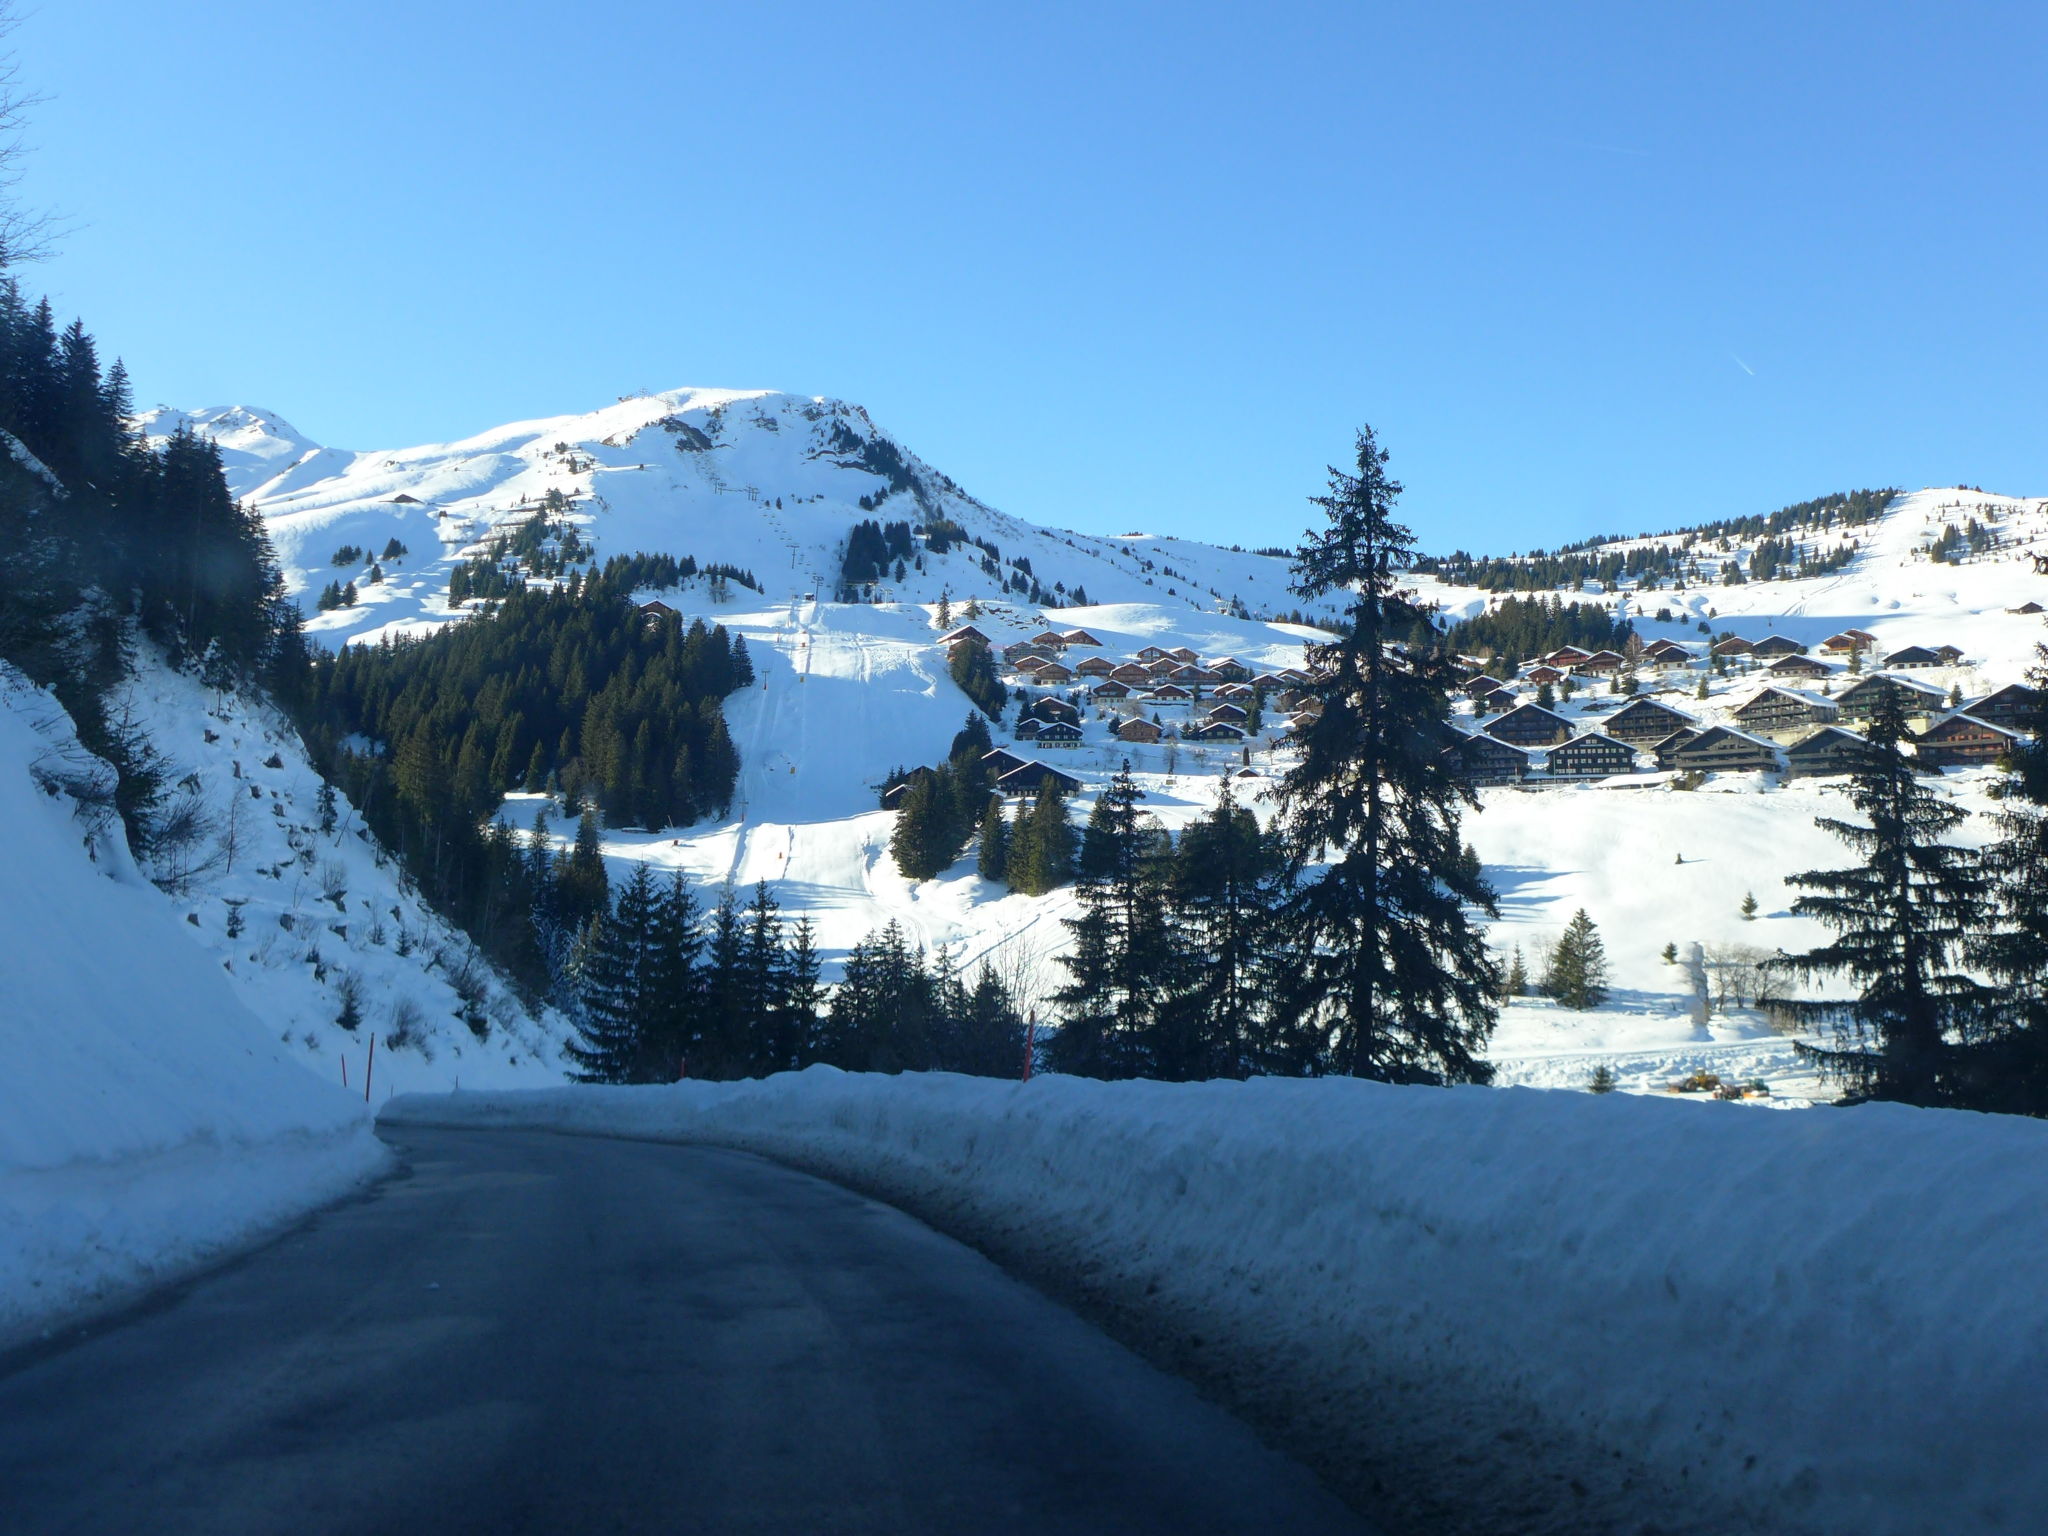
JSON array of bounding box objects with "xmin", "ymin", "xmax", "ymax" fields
[
  {"xmin": 364, "ymin": 1033, "xmax": 376, "ymax": 1105},
  {"xmin": 1022, "ymin": 1011, "xmax": 1036, "ymax": 1082}
]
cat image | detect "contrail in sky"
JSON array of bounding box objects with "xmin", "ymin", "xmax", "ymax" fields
[{"xmin": 1732, "ymin": 355, "xmax": 1756, "ymax": 376}]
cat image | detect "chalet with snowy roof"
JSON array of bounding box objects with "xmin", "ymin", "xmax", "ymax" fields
[
  {"xmin": 1820, "ymin": 630, "xmax": 1875, "ymax": 654},
  {"xmin": 1442, "ymin": 732, "xmax": 1531, "ymax": 787},
  {"xmin": 638, "ymin": 599, "xmax": 679, "ymax": 623},
  {"xmin": 980, "ymin": 748, "xmax": 1030, "ymax": 778},
  {"xmin": 1882, "ymin": 645, "xmax": 1944, "ymax": 669},
  {"xmin": 1074, "ymin": 655, "xmax": 1116, "ymax": 678},
  {"xmin": 1285, "ymin": 711, "xmax": 1319, "ymax": 734},
  {"xmin": 1136, "ymin": 645, "xmax": 1171, "ymax": 662},
  {"xmin": 1145, "ymin": 658, "xmax": 1181, "ymax": 677},
  {"xmin": 1751, "ymin": 635, "xmax": 1805, "ymax": 658},
  {"xmin": 1573, "ymin": 650, "xmax": 1627, "ymax": 674},
  {"xmin": 1545, "ymin": 647, "xmax": 1592, "ymax": 666},
  {"xmin": 1275, "ymin": 689, "xmax": 1310, "ymax": 712},
  {"xmin": 1766, "ymin": 654, "xmax": 1832, "ymax": 681},
  {"xmin": 1732, "ymin": 687, "xmax": 1838, "ymax": 739},
  {"xmin": 1711, "ymin": 637, "xmax": 1756, "ymax": 658},
  {"xmin": 1206, "ymin": 658, "xmax": 1251, "ymax": 681},
  {"xmin": 1004, "ymin": 640, "xmax": 1045, "ymax": 663},
  {"xmin": 1061, "ymin": 629, "xmax": 1104, "ymax": 646},
  {"xmin": 1184, "ymin": 720, "xmax": 1246, "ymax": 743},
  {"xmin": 1484, "ymin": 703, "xmax": 1573, "ymax": 747},
  {"xmin": 1252, "ymin": 673, "xmax": 1291, "ymax": 690},
  {"xmin": 1011, "ymin": 653, "xmax": 1053, "ymax": 674},
  {"xmin": 1023, "ymin": 697, "xmax": 1079, "ymax": 725},
  {"xmin": 1170, "ymin": 665, "xmax": 1220, "ymax": 685},
  {"xmin": 1205, "ymin": 702, "xmax": 1249, "ymax": 725},
  {"xmin": 1089, "ymin": 680, "xmax": 1132, "ymax": 701},
  {"xmin": 1168, "ymin": 647, "xmax": 1200, "ymax": 664},
  {"xmin": 997, "ymin": 762, "xmax": 1083, "ymax": 795},
  {"xmin": 1642, "ymin": 639, "xmax": 1692, "ymax": 663},
  {"xmin": 1784, "ymin": 727, "xmax": 1869, "ymax": 779},
  {"xmin": 1933, "ymin": 644, "xmax": 1965, "ymax": 664},
  {"xmin": 1836, "ymin": 674, "xmax": 1944, "ymax": 724},
  {"xmin": 1015, "ymin": 717, "xmax": 1042, "ymax": 741},
  {"xmin": 1545, "ymin": 732, "xmax": 1637, "ymax": 780},
  {"xmin": 1033, "ymin": 721, "xmax": 1084, "ymax": 749},
  {"xmin": 1276, "ymin": 668, "xmax": 1313, "ymax": 686},
  {"xmin": 1029, "ymin": 630, "xmax": 1070, "ymax": 650},
  {"xmin": 1966, "ymin": 684, "xmax": 2041, "ymax": 731},
  {"xmin": 938, "ymin": 625, "xmax": 990, "ymax": 647},
  {"xmin": 1464, "ymin": 676, "xmax": 1508, "ymax": 700},
  {"xmin": 1649, "ymin": 728, "xmax": 1703, "ymax": 768},
  {"xmin": 1602, "ymin": 696, "xmax": 1697, "ymax": 745},
  {"xmin": 1214, "ymin": 682, "xmax": 1255, "ymax": 701},
  {"xmin": 1110, "ymin": 664, "xmax": 1153, "ymax": 685},
  {"xmin": 1913, "ymin": 714, "xmax": 2021, "ymax": 768},
  {"xmin": 1525, "ymin": 665, "xmax": 1565, "ymax": 685},
  {"xmin": 1115, "ymin": 717, "xmax": 1164, "ymax": 744},
  {"xmin": 1664, "ymin": 726, "xmax": 1778, "ymax": 775},
  {"xmin": 1031, "ymin": 661, "xmax": 1075, "ymax": 684},
  {"xmin": 1147, "ymin": 683, "xmax": 1194, "ymax": 703}
]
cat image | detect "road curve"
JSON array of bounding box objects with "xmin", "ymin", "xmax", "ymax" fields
[{"xmin": 0, "ymin": 1127, "xmax": 1374, "ymax": 1535}]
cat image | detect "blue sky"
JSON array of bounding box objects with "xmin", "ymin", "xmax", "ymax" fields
[{"xmin": 15, "ymin": 2, "xmax": 2046, "ymax": 552}]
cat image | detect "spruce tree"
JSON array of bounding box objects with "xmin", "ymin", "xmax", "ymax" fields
[
  {"xmin": 1770, "ymin": 691, "xmax": 1994, "ymax": 1106},
  {"xmin": 568, "ymin": 864, "xmax": 664, "ymax": 1082},
  {"xmin": 646, "ymin": 870, "xmax": 703, "ymax": 1080},
  {"xmin": 1009, "ymin": 780, "xmax": 1076, "ymax": 896},
  {"xmin": 1544, "ymin": 909, "xmax": 1610, "ymax": 1009},
  {"xmin": 1162, "ymin": 779, "xmax": 1282, "ymax": 1077},
  {"xmin": 1272, "ymin": 426, "xmax": 1500, "ymax": 1083},
  {"xmin": 1741, "ymin": 892, "xmax": 1759, "ymax": 921},
  {"xmin": 1049, "ymin": 764, "xmax": 1172, "ymax": 1077},
  {"xmin": 1505, "ymin": 945, "xmax": 1529, "ymax": 995},
  {"xmin": 976, "ymin": 793, "xmax": 1009, "ymax": 881}
]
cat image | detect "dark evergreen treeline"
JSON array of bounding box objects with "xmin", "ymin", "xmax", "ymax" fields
[
  {"xmin": 1442, "ymin": 595, "xmax": 1633, "ymax": 670},
  {"xmin": 0, "ymin": 280, "xmax": 299, "ymax": 851}
]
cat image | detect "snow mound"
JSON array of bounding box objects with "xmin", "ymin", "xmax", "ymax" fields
[
  {"xmin": 386, "ymin": 1071, "xmax": 2048, "ymax": 1536},
  {"xmin": 0, "ymin": 668, "xmax": 388, "ymax": 1347}
]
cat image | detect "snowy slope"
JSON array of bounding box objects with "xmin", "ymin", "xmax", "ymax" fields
[
  {"xmin": 0, "ymin": 666, "xmax": 388, "ymax": 1346},
  {"xmin": 141, "ymin": 390, "xmax": 1341, "ymax": 651},
  {"xmin": 388, "ymin": 1070, "xmax": 2048, "ymax": 1536}
]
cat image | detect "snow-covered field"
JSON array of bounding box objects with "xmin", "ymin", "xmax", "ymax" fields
[
  {"xmin": 385, "ymin": 1070, "xmax": 2048, "ymax": 1536},
  {"xmin": 0, "ymin": 668, "xmax": 389, "ymax": 1348}
]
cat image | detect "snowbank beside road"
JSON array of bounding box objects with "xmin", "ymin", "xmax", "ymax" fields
[
  {"xmin": 386, "ymin": 1070, "xmax": 2048, "ymax": 1536},
  {"xmin": 0, "ymin": 671, "xmax": 388, "ymax": 1349}
]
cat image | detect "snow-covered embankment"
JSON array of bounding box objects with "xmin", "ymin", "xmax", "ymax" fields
[
  {"xmin": 384, "ymin": 1070, "xmax": 2048, "ymax": 1536},
  {"xmin": 0, "ymin": 672, "xmax": 388, "ymax": 1349}
]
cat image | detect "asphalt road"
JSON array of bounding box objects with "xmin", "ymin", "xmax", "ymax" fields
[{"xmin": 0, "ymin": 1127, "xmax": 1374, "ymax": 1535}]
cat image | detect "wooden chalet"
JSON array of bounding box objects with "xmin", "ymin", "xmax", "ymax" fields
[
  {"xmin": 1206, "ymin": 658, "xmax": 1252, "ymax": 681},
  {"xmin": 1090, "ymin": 680, "xmax": 1132, "ymax": 700},
  {"xmin": 1205, "ymin": 702, "xmax": 1249, "ymax": 724},
  {"xmin": 2012, "ymin": 601, "xmax": 2045, "ymax": 616},
  {"xmin": 1109, "ymin": 664, "xmax": 1153, "ymax": 685},
  {"xmin": 1766, "ymin": 654, "xmax": 1832, "ymax": 680},
  {"xmin": 1015, "ymin": 717, "xmax": 1042, "ymax": 741},
  {"xmin": 1602, "ymin": 696, "xmax": 1697, "ymax": 744},
  {"xmin": 1275, "ymin": 668, "xmax": 1312, "ymax": 685},
  {"xmin": 1285, "ymin": 711, "xmax": 1319, "ymax": 735},
  {"xmin": 1115, "ymin": 717, "xmax": 1164, "ymax": 744},
  {"xmin": 1135, "ymin": 645, "xmax": 1171, "ymax": 662},
  {"xmin": 1184, "ymin": 720, "xmax": 1246, "ymax": 743},
  {"xmin": 1214, "ymin": 682, "xmax": 1255, "ymax": 701},
  {"xmin": 1170, "ymin": 665, "xmax": 1218, "ymax": 684},
  {"xmin": 1545, "ymin": 646, "xmax": 1592, "ymax": 666},
  {"xmin": 1525, "ymin": 664, "xmax": 1565, "ymax": 685},
  {"xmin": 1783, "ymin": 727, "xmax": 1869, "ymax": 779},
  {"xmin": 1464, "ymin": 676, "xmax": 1508, "ymax": 700},
  {"xmin": 1003, "ymin": 640, "xmax": 1044, "ymax": 663},
  {"xmin": 1011, "ymin": 653, "xmax": 1053, "ymax": 674},
  {"xmin": 1442, "ymin": 731, "xmax": 1531, "ymax": 787},
  {"xmin": 1147, "ymin": 683, "xmax": 1194, "ymax": 702},
  {"xmin": 1649, "ymin": 728, "xmax": 1702, "ymax": 768},
  {"xmin": 1711, "ymin": 636, "xmax": 1756, "ymax": 658},
  {"xmin": 1028, "ymin": 630, "xmax": 1070, "ymax": 650},
  {"xmin": 1574, "ymin": 650, "xmax": 1627, "ymax": 674},
  {"xmin": 1751, "ymin": 635, "xmax": 1805, "ymax": 658},
  {"xmin": 1168, "ymin": 646, "xmax": 1200, "ymax": 664},
  {"xmin": 1275, "ymin": 688, "xmax": 1310, "ymax": 712},
  {"xmin": 1145, "ymin": 658, "xmax": 1182, "ymax": 677},
  {"xmin": 996, "ymin": 761, "xmax": 1083, "ymax": 795},
  {"xmin": 1033, "ymin": 721, "xmax": 1084, "ymax": 749},
  {"xmin": 1882, "ymin": 645, "xmax": 1944, "ymax": 669},
  {"xmin": 1663, "ymin": 726, "xmax": 1779, "ymax": 775},
  {"xmin": 1032, "ymin": 661, "xmax": 1075, "ymax": 683},
  {"xmin": 1024, "ymin": 697, "xmax": 1080, "ymax": 725},
  {"xmin": 1731, "ymin": 687, "xmax": 1839, "ymax": 739},
  {"xmin": 1484, "ymin": 703, "xmax": 1573, "ymax": 747},
  {"xmin": 1914, "ymin": 713, "xmax": 2021, "ymax": 767},
  {"xmin": 638, "ymin": 599, "xmax": 679, "ymax": 623},
  {"xmin": 1074, "ymin": 655, "xmax": 1116, "ymax": 677},
  {"xmin": 1252, "ymin": 673, "xmax": 1291, "ymax": 690},
  {"xmin": 1060, "ymin": 629, "xmax": 1104, "ymax": 646},
  {"xmin": 980, "ymin": 748, "xmax": 1030, "ymax": 777},
  {"xmin": 1933, "ymin": 644, "xmax": 1965, "ymax": 664},
  {"xmin": 938, "ymin": 624, "xmax": 990, "ymax": 647},
  {"xmin": 1966, "ymin": 684, "xmax": 2041, "ymax": 731},
  {"xmin": 1546, "ymin": 732, "xmax": 1636, "ymax": 779},
  {"xmin": 1836, "ymin": 674, "xmax": 1944, "ymax": 723},
  {"xmin": 1642, "ymin": 639, "xmax": 1692, "ymax": 664},
  {"xmin": 1820, "ymin": 630, "xmax": 1874, "ymax": 654}
]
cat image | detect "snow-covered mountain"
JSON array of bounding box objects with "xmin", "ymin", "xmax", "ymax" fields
[{"xmin": 137, "ymin": 390, "xmax": 1341, "ymax": 650}]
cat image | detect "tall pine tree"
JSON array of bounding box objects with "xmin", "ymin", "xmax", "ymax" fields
[{"xmin": 1272, "ymin": 426, "xmax": 1500, "ymax": 1083}]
